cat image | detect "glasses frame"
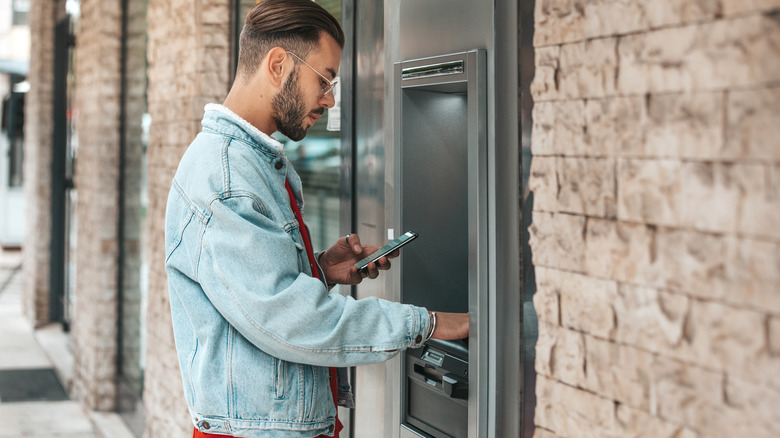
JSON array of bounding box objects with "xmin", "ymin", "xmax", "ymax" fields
[{"xmin": 287, "ymin": 51, "xmax": 339, "ymax": 97}]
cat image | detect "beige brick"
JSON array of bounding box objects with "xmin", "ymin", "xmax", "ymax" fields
[
  {"xmin": 558, "ymin": 270, "xmax": 618, "ymax": 339},
  {"xmin": 535, "ymin": 323, "xmax": 586, "ymax": 386},
  {"xmin": 529, "ymin": 212, "xmax": 587, "ymax": 272},
  {"xmin": 653, "ymin": 361, "xmax": 725, "ymax": 432},
  {"xmin": 585, "ymin": 96, "xmax": 645, "ymax": 157},
  {"xmin": 682, "ymin": 300, "xmax": 765, "ymax": 377},
  {"xmin": 614, "ymin": 285, "xmax": 689, "ymax": 354},
  {"xmin": 645, "ymin": 92, "xmax": 725, "ymax": 160},
  {"xmin": 656, "ymin": 229, "xmax": 780, "ymax": 314},
  {"xmin": 585, "ymin": 219, "xmax": 660, "ymax": 285},
  {"xmin": 617, "ymin": 159, "xmax": 680, "ymax": 227},
  {"xmin": 531, "ymin": 46, "xmax": 561, "ymax": 101},
  {"xmin": 528, "ymin": 157, "xmax": 558, "ymax": 213},
  {"xmin": 677, "ymin": 162, "xmax": 740, "ymax": 233},
  {"xmin": 722, "ymin": 0, "xmax": 780, "ymax": 15},
  {"xmin": 557, "ymin": 157, "xmax": 616, "ymax": 218},
  {"xmin": 725, "ymin": 87, "xmax": 780, "ymax": 162},
  {"xmin": 533, "ymin": 428, "xmax": 563, "ymax": 438},
  {"xmin": 558, "ymin": 37, "xmax": 617, "ymax": 99},
  {"xmin": 618, "ymin": 15, "xmax": 780, "ymax": 94},
  {"xmin": 721, "ymin": 377, "xmax": 780, "ymax": 437},
  {"xmin": 535, "ymin": 375, "xmax": 616, "ymax": 437},
  {"xmin": 615, "ymin": 404, "xmax": 700, "ymax": 438},
  {"xmin": 534, "ymin": 0, "xmax": 586, "ymax": 47},
  {"xmin": 531, "ymin": 100, "xmax": 586, "ymax": 156},
  {"xmin": 534, "ymin": 267, "xmax": 561, "ymax": 325},
  {"xmin": 735, "ymin": 164, "xmax": 780, "ymax": 239},
  {"xmin": 581, "ymin": 0, "xmax": 651, "ymax": 37},
  {"xmin": 770, "ymin": 317, "xmax": 780, "ymax": 356}
]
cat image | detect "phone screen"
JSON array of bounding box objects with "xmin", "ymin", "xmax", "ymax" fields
[{"xmin": 354, "ymin": 231, "xmax": 419, "ymax": 272}]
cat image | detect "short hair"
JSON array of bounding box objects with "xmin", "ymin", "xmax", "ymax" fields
[{"xmin": 237, "ymin": 0, "xmax": 345, "ymax": 81}]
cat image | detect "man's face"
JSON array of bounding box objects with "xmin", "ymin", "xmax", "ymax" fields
[
  {"xmin": 271, "ymin": 71, "xmax": 312, "ymax": 141},
  {"xmin": 270, "ymin": 34, "xmax": 341, "ymax": 141}
]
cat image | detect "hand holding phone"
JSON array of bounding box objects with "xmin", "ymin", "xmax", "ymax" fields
[{"xmin": 353, "ymin": 231, "xmax": 419, "ymax": 272}]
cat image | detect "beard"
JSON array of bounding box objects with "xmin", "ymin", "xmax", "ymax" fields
[{"xmin": 271, "ymin": 71, "xmax": 319, "ymax": 142}]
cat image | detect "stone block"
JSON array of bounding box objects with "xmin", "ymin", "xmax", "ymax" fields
[
  {"xmin": 655, "ymin": 227, "xmax": 780, "ymax": 314},
  {"xmin": 535, "ymin": 375, "xmax": 616, "ymax": 437},
  {"xmin": 617, "ymin": 159, "xmax": 680, "ymax": 227},
  {"xmin": 585, "ymin": 96, "xmax": 645, "ymax": 157},
  {"xmin": 535, "ymin": 323, "xmax": 586, "ymax": 386},
  {"xmin": 528, "ymin": 157, "xmax": 558, "ymax": 213},
  {"xmin": 770, "ymin": 317, "xmax": 780, "ymax": 356},
  {"xmin": 721, "ymin": 377, "xmax": 780, "ymax": 437},
  {"xmin": 584, "ymin": 336, "xmax": 653, "ymax": 411},
  {"xmin": 614, "ymin": 285, "xmax": 689, "ymax": 355},
  {"xmin": 723, "ymin": 0, "xmax": 780, "ymax": 16},
  {"xmin": 615, "ymin": 403, "xmax": 699, "ymax": 438},
  {"xmin": 558, "ymin": 37, "xmax": 617, "ymax": 99},
  {"xmin": 529, "ymin": 212, "xmax": 587, "ymax": 273},
  {"xmin": 531, "ymin": 100, "xmax": 586, "ymax": 156},
  {"xmin": 683, "ymin": 300, "xmax": 765, "ymax": 377},
  {"xmin": 558, "ymin": 270, "xmax": 617, "ymax": 339},
  {"xmin": 725, "ymin": 87, "xmax": 780, "ymax": 162},
  {"xmin": 534, "ymin": 267, "xmax": 561, "ymax": 325},
  {"xmin": 557, "ymin": 157, "xmax": 616, "ymax": 218},
  {"xmin": 586, "ymin": 218, "xmax": 660, "ymax": 285},
  {"xmin": 618, "ymin": 15, "xmax": 780, "ymax": 94},
  {"xmin": 645, "ymin": 92, "xmax": 725, "ymax": 160},
  {"xmin": 531, "ymin": 46, "xmax": 561, "ymax": 102},
  {"xmin": 534, "ymin": 0, "xmax": 586, "ymax": 47},
  {"xmin": 735, "ymin": 164, "xmax": 780, "ymax": 239},
  {"xmin": 677, "ymin": 162, "xmax": 740, "ymax": 233}
]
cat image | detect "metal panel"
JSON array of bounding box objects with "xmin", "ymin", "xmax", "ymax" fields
[{"xmin": 394, "ymin": 50, "xmax": 488, "ymax": 438}]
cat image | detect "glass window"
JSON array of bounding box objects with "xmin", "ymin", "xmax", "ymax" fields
[{"xmin": 12, "ymin": 0, "xmax": 29, "ymax": 26}]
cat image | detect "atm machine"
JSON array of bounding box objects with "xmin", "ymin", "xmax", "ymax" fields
[
  {"xmin": 393, "ymin": 50, "xmax": 487, "ymax": 438},
  {"xmin": 382, "ymin": 1, "xmax": 522, "ymax": 437}
]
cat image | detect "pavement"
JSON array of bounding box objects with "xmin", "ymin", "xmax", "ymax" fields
[{"xmin": 0, "ymin": 248, "xmax": 136, "ymax": 438}]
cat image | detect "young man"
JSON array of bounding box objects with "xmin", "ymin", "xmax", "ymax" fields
[{"xmin": 164, "ymin": 1, "xmax": 469, "ymax": 437}]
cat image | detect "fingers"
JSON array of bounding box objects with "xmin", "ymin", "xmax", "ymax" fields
[{"xmin": 344, "ymin": 233, "xmax": 362, "ymax": 254}]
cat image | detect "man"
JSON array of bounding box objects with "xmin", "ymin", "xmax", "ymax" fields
[{"xmin": 165, "ymin": 1, "xmax": 469, "ymax": 437}]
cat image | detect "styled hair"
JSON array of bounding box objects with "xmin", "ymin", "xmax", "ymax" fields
[{"xmin": 237, "ymin": 0, "xmax": 345, "ymax": 81}]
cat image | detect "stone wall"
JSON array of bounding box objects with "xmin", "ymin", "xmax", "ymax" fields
[
  {"xmin": 143, "ymin": 0, "xmax": 231, "ymax": 435},
  {"xmin": 70, "ymin": 0, "xmax": 123, "ymax": 411},
  {"xmin": 22, "ymin": 0, "xmax": 62, "ymax": 325},
  {"xmin": 528, "ymin": 1, "xmax": 780, "ymax": 437}
]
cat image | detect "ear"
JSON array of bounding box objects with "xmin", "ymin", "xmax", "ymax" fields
[{"xmin": 265, "ymin": 47, "xmax": 291, "ymax": 88}]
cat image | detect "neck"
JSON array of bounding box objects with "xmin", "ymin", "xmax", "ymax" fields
[{"xmin": 223, "ymin": 78, "xmax": 277, "ymax": 136}]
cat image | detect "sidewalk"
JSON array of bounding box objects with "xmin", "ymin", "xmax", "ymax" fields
[{"xmin": 0, "ymin": 249, "xmax": 135, "ymax": 438}]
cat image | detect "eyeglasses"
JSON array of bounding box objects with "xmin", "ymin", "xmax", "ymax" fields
[{"xmin": 286, "ymin": 51, "xmax": 339, "ymax": 97}]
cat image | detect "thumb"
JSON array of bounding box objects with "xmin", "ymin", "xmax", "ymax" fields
[{"xmin": 345, "ymin": 233, "xmax": 363, "ymax": 254}]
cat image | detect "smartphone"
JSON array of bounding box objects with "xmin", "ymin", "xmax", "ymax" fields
[{"xmin": 353, "ymin": 231, "xmax": 419, "ymax": 272}]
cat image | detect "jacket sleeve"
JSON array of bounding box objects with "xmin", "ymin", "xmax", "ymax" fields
[{"xmin": 195, "ymin": 194, "xmax": 431, "ymax": 367}]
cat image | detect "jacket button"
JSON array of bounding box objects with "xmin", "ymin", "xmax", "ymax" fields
[
  {"xmin": 202, "ymin": 421, "xmax": 210, "ymax": 430},
  {"xmin": 275, "ymin": 161, "xmax": 283, "ymax": 170},
  {"xmin": 415, "ymin": 335, "xmax": 422, "ymax": 343}
]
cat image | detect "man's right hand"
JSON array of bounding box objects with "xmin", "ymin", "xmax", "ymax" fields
[{"xmin": 430, "ymin": 312, "xmax": 469, "ymax": 340}]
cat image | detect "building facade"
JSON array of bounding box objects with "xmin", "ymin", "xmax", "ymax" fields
[{"xmin": 21, "ymin": 0, "xmax": 779, "ymax": 437}]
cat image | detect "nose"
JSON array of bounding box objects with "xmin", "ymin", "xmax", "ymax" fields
[{"xmin": 320, "ymin": 90, "xmax": 336, "ymax": 109}]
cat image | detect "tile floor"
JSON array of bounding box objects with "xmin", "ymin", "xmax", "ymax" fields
[{"xmin": 0, "ymin": 249, "xmax": 134, "ymax": 438}]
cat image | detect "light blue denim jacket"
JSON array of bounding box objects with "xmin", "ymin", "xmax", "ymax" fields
[{"xmin": 165, "ymin": 104, "xmax": 431, "ymax": 437}]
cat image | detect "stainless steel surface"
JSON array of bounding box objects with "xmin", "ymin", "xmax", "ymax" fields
[
  {"xmin": 401, "ymin": 60, "xmax": 464, "ymax": 80},
  {"xmin": 391, "ymin": 50, "xmax": 488, "ymax": 438},
  {"xmin": 346, "ymin": 1, "xmax": 521, "ymax": 436}
]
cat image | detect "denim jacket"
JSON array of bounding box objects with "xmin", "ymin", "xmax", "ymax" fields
[{"xmin": 165, "ymin": 104, "xmax": 431, "ymax": 437}]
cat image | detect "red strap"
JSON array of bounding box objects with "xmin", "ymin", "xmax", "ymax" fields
[{"xmin": 285, "ymin": 180, "xmax": 342, "ymax": 438}]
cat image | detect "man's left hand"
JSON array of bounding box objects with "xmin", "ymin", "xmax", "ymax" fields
[{"xmin": 318, "ymin": 233, "xmax": 397, "ymax": 285}]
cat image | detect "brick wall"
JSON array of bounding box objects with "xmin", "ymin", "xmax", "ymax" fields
[
  {"xmin": 70, "ymin": 0, "xmax": 124, "ymax": 411},
  {"xmin": 528, "ymin": 1, "xmax": 780, "ymax": 437},
  {"xmin": 22, "ymin": 0, "xmax": 61, "ymax": 325},
  {"xmin": 143, "ymin": 0, "xmax": 231, "ymax": 435}
]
